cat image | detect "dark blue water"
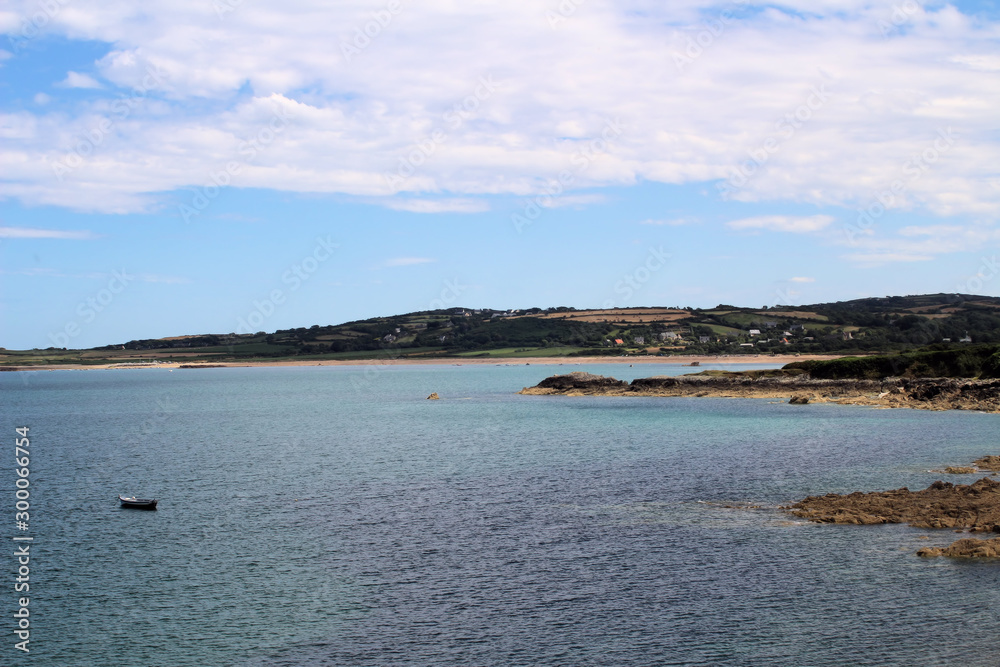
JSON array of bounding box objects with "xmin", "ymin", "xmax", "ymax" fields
[{"xmin": 2, "ymin": 364, "xmax": 998, "ymax": 666}]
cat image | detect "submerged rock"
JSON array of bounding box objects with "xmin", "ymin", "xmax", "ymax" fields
[{"xmin": 943, "ymin": 466, "xmax": 977, "ymax": 474}]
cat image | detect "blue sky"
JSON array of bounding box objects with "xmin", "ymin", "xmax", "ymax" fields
[{"xmin": 1, "ymin": 1, "xmax": 999, "ymax": 349}]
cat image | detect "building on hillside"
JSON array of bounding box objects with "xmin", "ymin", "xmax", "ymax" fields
[
  {"xmin": 660, "ymin": 332, "xmax": 680, "ymax": 341},
  {"xmin": 634, "ymin": 336, "xmax": 645, "ymax": 345},
  {"xmin": 614, "ymin": 338, "xmax": 625, "ymax": 345},
  {"xmin": 698, "ymin": 335, "xmax": 711, "ymax": 343},
  {"xmin": 960, "ymin": 333, "xmax": 973, "ymax": 343},
  {"xmin": 749, "ymin": 329, "xmax": 761, "ymax": 336}
]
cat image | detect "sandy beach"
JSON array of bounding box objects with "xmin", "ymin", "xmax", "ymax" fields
[{"xmin": 7, "ymin": 354, "xmax": 844, "ymax": 371}]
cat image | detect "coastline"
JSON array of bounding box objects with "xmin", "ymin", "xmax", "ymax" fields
[{"xmin": 3, "ymin": 353, "xmax": 843, "ymax": 371}]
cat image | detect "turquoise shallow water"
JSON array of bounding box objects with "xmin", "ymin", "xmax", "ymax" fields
[{"xmin": 1, "ymin": 364, "xmax": 999, "ymax": 666}]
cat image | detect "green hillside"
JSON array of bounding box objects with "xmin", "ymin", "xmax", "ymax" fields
[{"xmin": 3, "ymin": 293, "xmax": 999, "ymax": 366}]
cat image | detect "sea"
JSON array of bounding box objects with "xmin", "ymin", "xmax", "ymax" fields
[{"xmin": 1, "ymin": 362, "xmax": 998, "ymax": 666}]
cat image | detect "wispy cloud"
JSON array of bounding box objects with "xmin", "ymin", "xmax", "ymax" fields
[
  {"xmin": 539, "ymin": 194, "xmax": 607, "ymax": 209},
  {"xmin": 384, "ymin": 199, "xmax": 489, "ymax": 214},
  {"xmin": 135, "ymin": 273, "xmax": 192, "ymax": 284},
  {"xmin": 0, "ymin": 267, "xmax": 189, "ymax": 283},
  {"xmin": 843, "ymin": 252, "xmax": 934, "ymax": 266},
  {"xmin": 640, "ymin": 217, "xmax": 697, "ymax": 227},
  {"xmin": 726, "ymin": 215, "xmax": 835, "ymax": 234},
  {"xmin": 789, "ymin": 276, "xmax": 815, "ymax": 283},
  {"xmin": 378, "ymin": 257, "xmax": 436, "ymax": 268},
  {"xmin": 0, "ymin": 226, "xmax": 97, "ymax": 240},
  {"xmin": 838, "ymin": 223, "xmax": 1000, "ymax": 265}
]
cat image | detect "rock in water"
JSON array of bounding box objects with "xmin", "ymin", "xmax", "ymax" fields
[
  {"xmin": 789, "ymin": 395, "xmax": 810, "ymax": 404},
  {"xmin": 917, "ymin": 537, "xmax": 1000, "ymax": 558},
  {"xmin": 518, "ymin": 372, "xmax": 629, "ymax": 395},
  {"xmin": 973, "ymin": 455, "xmax": 1000, "ymax": 471},
  {"xmin": 427, "ymin": 392, "xmax": 440, "ymax": 400},
  {"xmin": 790, "ymin": 477, "xmax": 1000, "ymax": 532}
]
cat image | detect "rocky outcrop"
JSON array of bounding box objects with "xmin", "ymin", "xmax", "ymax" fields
[
  {"xmin": 973, "ymin": 455, "xmax": 1000, "ymax": 471},
  {"xmin": 518, "ymin": 372, "xmax": 1000, "ymax": 412},
  {"xmin": 789, "ymin": 477, "xmax": 1000, "ymax": 533},
  {"xmin": 788, "ymin": 395, "xmax": 810, "ymax": 404},
  {"xmin": 521, "ymin": 372, "xmax": 629, "ymax": 395},
  {"xmin": 917, "ymin": 537, "xmax": 1000, "ymax": 558},
  {"xmin": 426, "ymin": 392, "xmax": 440, "ymax": 400}
]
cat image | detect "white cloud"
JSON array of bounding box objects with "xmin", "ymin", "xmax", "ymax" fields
[
  {"xmin": 726, "ymin": 215, "xmax": 835, "ymax": 233},
  {"xmin": 0, "ymin": 226, "xmax": 96, "ymax": 239},
  {"xmin": 58, "ymin": 71, "xmax": 103, "ymax": 89},
  {"xmin": 0, "ymin": 0, "xmax": 997, "ymax": 231},
  {"xmin": 789, "ymin": 276, "xmax": 815, "ymax": 283},
  {"xmin": 379, "ymin": 257, "xmax": 436, "ymax": 268}
]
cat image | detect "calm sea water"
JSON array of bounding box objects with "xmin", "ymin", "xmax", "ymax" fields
[{"xmin": 2, "ymin": 363, "xmax": 998, "ymax": 666}]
